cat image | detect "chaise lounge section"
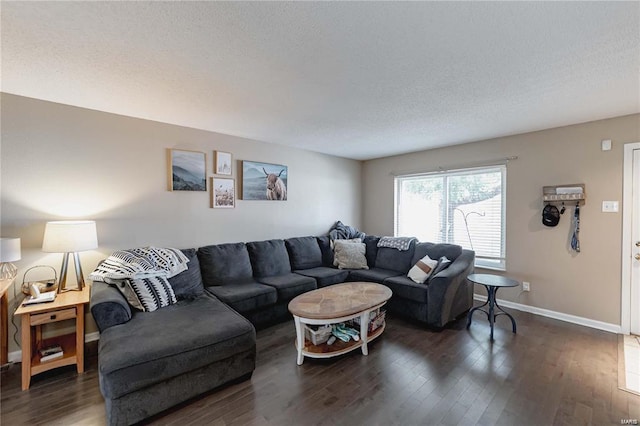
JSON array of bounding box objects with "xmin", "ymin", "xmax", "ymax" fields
[{"xmin": 91, "ymin": 249, "xmax": 256, "ymax": 426}]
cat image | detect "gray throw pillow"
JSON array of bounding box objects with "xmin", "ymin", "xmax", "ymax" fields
[
  {"xmin": 428, "ymin": 256, "xmax": 452, "ymax": 282},
  {"xmin": 334, "ymin": 242, "xmax": 369, "ymax": 270},
  {"xmin": 168, "ymin": 248, "xmax": 205, "ymax": 299}
]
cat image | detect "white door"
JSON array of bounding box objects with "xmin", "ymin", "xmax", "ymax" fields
[
  {"xmin": 625, "ymin": 144, "xmax": 640, "ymax": 334},
  {"xmin": 631, "ymin": 150, "xmax": 640, "ymax": 333}
]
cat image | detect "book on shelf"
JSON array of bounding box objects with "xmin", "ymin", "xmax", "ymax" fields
[
  {"xmin": 40, "ymin": 351, "xmax": 64, "ymax": 362},
  {"xmin": 39, "ymin": 344, "xmax": 63, "ymax": 361}
]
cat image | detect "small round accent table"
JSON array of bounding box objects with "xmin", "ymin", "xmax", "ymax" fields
[{"xmin": 466, "ymin": 273, "xmax": 519, "ymax": 340}]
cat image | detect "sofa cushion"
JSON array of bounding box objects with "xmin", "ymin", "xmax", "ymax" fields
[
  {"xmin": 349, "ymin": 268, "xmax": 403, "ymax": 284},
  {"xmin": 383, "ymin": 276, "xmax": 429, "ymax": 304},
  {"xmin": 285, "ymin": 237, "xmax": 323, "ymax": 270},
  {"xmin": 98, "ymin": 294, "xmax": 256, "ymax": 399},
  {"xmin": 168, "ymin": 248, "xmax": 205, "ymax": 300},
  {"xmin": 294, "ymin": 267, "xmax": 349, "ymax": 288},
  {"xmin": 198, "ymin": 243, "xmax": 254, "ymax": 286},
  {"xmin": 206, "ymin": 283, "xmax": 277, "ymax": 313},
  {"xmin": 412, "ymin": 242, "xmax": 462, "ymax": 264},
  {"xmin": 247, "ymin": 239, "xmax": 291, "ymax": 277},
  {"xmin": 363, "ymin": 235, "xmax": 380, "ymax": 268},
  {"xmin": 257, "ymin": 273, "xmax": 317, "ymax": 301},
  {"xmin": 374, "ymin": 240, "xmax": 416, "ymax": 273},
  {"xmin": 317, "ymin": 236, "xmax": 334, "ymax": 267}
]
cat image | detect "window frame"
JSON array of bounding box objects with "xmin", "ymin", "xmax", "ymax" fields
[{"xmin": 394, "ymin": 165, "xmax": 507, "ymax": 271}]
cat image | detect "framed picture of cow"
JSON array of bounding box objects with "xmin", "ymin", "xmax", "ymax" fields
[{"xmin": 241, "ymin": 160, "xmax": 288, "ymax": 200}]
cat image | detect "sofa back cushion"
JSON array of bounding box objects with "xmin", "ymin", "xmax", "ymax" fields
[
  {"xmin": 197, "ymin": 243, "xmax": 253, "ymax": 286},
  {"xmin": 285, "ymin": 237, "xmax": 323, "ymax": 270},
  {"xmin": 167, "ymin": 248, "xmax": 205, "ymax": 299},
  {"xmin": 317, "ymin": 236, "xmax": 334, "ymax": 267},
  {"xmin": 247, "ymin": 239, "xmax": 291, "ymax": 277},
  {"xmin": 363, "ymin": 235, "xmax": 380, "ymax": 268},
  {"xmin": 375, "ymin": 239, "xmax": 416, "ymax": 273},
  {"xmin": 412, "ymin": 242, "xmax": 462, "ymax": 265}
]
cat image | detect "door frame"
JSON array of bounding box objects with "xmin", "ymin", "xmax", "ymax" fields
[{"xmin": 621, "ymin": 142, "xmax": 640, "ymax": 334}]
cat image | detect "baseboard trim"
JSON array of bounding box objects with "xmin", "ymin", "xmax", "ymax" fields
[
  {"xmin": 474, "ymin": 294, "xmax": 621, "ymax": 334},
  {"xmin": 7, "ymin": 331, "xmax": 100, "ymax": 364}
]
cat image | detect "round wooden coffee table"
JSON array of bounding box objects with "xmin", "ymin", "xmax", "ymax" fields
[{"xmin": 288, "ymin": 282, "xmax": 392, "ymax": 365}]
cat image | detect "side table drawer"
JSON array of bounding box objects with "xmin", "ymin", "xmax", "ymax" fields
[{"xmin": 30, "ymin": 308, "xmax": 76, "ymax": 326}]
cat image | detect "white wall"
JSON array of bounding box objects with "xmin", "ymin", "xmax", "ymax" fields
[{"xmin": 0, "ymin": 93, "xmax": 362, "ymax": 351}]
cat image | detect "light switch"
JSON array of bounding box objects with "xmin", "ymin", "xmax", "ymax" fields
[
  {"xmin": 602, "ymin": 201, "xmax": 619, "ymax": 212},
  {"xmin": 602, "ymin": 139, "xmax": 612, "ymax": 151}
]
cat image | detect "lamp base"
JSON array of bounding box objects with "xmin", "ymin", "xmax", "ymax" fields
[
  {"xmin": 57, "ymin": 252, "xmax": 85, "ymax": 293},
  {"xmin": 0, "ymin": 263, "xmax": 17, "ymax": 281}
]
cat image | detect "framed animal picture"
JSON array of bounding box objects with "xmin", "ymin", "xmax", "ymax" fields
[
  {"xmin": 241, "ymin": 161, "xmax": 288, "ymax": 201},
  {"xmin": 167, "ymin": 149, "xmax": 207, "ymax": 191},
  {"xmin": 211, "ymin": 177, "xmax": 235, "ymax": 208}
]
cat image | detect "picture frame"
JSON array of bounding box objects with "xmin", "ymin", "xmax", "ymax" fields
[
  {"xmin": 241, "ymin": 160, "xmax": 288, "ymax": 201},
  {"xmin": 215, "ymin": 151, "xmax": 232, "ymax": 175},
  {"xmin": 211, "ymin": 177, "xmax": 235, "ymax": 208},
  {"xmin": 167, "ymin": 149, "xmax": 207, "ymax": 191}
]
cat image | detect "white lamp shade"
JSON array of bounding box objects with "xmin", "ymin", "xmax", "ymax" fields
[
  {"xmin": 42, "ymin": 221, "xmax": 98, "ymax": 253},
  {"xmin": 0, "ymin": 238, "xmax": 21, "ymax": 262}
]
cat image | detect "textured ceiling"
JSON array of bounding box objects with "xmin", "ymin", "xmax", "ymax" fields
[{"xmin": 2, "ymin": 2, "xmax": 639, "ymax": 160}]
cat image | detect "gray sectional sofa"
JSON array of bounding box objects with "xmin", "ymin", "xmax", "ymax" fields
[{"xmin": 90, "ymin": 235, "xmax": 474, "ymax": 425}]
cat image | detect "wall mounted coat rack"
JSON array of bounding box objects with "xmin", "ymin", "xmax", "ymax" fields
[{"xmin": 542, "ymin": 184, "xmax": 586, "ymax": 205}]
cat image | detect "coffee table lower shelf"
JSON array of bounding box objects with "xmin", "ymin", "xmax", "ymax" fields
[
  {"xmin": 295, "ymin": 323, "xmax": 385, "ymax": 359},
  {"xmin": 292, "ymin": 301, "xmax": 388, "ymax": 365}
]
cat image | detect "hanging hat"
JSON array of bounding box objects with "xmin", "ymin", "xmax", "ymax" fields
[{"xmin": 542, "ymin": 204, "xmax": 560, "ymax": 227}]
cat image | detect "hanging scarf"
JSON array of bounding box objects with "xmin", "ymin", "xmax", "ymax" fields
[{"xmin": 571, "ymin": 205, "xmax": 580, "ymax": 252}]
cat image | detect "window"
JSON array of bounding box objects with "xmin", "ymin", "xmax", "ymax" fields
[{"xmin": 395, "ymin": 165, "xmax": 506, "ymax": 270}]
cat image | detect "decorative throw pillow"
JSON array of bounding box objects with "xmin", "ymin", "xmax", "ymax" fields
[
  {"xmin": 168, "ymin": 248, "xmax": 204, "ymax": 300},
  {"xmin": 428, "ymin": 256, "xmax": 452, "ymax": 282},
  {"xmin": 112, "ymin": 276, "xmax": 177, "ymax": 312},
  {"xmin": 334, "ymin": 242, "xmax": 369, "ymax": 270},
  {"xmin": 407, "ymin": 254, "xmax": 438, "ymax": 284},
  {"xmin": 332, "ymin": 238, "xmax": 363, "ymax": 266}
]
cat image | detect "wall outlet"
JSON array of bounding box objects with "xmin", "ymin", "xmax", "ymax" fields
[{"xmin": 522, "ymin": 281, "xmax": 530, "ymax": 292}]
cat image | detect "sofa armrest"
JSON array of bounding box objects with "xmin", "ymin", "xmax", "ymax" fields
[
  {"xmin": 426, "ymin": 250, "xmax": 475, "ymax": 327},
  {"xmin": 90, "ymin": 281, "xmax": 132, "ymax": 333}
]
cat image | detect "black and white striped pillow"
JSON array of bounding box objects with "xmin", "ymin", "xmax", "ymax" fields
[{"xmin": 116, "ymin": 276, "xmax": 177, "ymax": 312}]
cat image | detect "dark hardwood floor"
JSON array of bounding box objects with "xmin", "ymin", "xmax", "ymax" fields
[{"xmin": 2, "ymin": 308, "xmax": 639, "ymax": 425}]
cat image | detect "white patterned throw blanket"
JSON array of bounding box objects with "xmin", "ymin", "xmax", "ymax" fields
[
  {"xmin": 377, "ymin": 236, "xmax": 417, "ymax": 251},
  {"xmin": 89, "ymin": 247, "xmax": 189, "ymax": 312},
  {"xmin": 89, "ymin": 247, "xmax": 189, "ymax": 282}
]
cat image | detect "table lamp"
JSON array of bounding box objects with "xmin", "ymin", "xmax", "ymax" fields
[
  {"xmin": 0, "ymin": 238, "xmax": 21, "ymax": 281},
  {"xmin": 42, "ymin": 221, "xmax": 98, "ymax": 292}
]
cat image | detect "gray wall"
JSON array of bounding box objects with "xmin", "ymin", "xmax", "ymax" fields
[
  {"xmin": 0, "ymin": 93, "xmax": 362, "ymax": 352},
  {"xmin": 363, "ymin": 113, "xmax": 640, "ymax": 326}
]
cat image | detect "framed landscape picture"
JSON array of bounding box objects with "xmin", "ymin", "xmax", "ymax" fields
[
  {"xmin": 241, "ymin": 160, "xmax": 288, "ymax": 200},
  {"xmin": 167, "ymin": 149, "xmax": 207, "ymax": 191},
  {"xmin": 211, "ymin": 177, "xmax": 235, "ymax": 208},
  {"xmin": 215, "ymin": 151, "xmax": 232, "ymax": 175}
]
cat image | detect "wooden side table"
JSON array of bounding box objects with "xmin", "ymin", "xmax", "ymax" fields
[
  {"xmin": 14, "ymin": 286, "xmax": 90, "ymax": 390},
  {"xmin": 0, "ymin": 278, "xmax": 14, "ymax": 366}
]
